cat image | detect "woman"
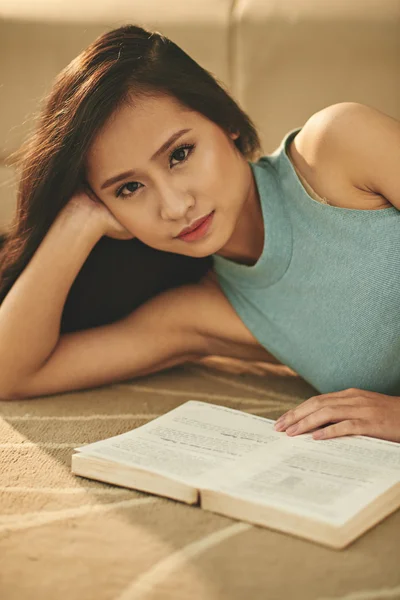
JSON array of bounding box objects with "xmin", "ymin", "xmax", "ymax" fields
[{"xmin": 0, "ymin": 24, "xmax": 399, "ymax": 442}]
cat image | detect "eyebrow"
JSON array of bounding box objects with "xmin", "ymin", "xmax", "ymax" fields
[{"xmin": 100, "ymin": 128, "xmax": 192, "ymax": 190}]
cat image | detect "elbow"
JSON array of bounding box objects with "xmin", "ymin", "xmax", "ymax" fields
[
  {"xmin": 0, "ymin": 371, "xmax": 39, "ymax": 400},
  {"xmin": 0, "ymin": 394, "xmax": 21, "ymax": 401},
  {"xmin": 0, "ymin": 385, "xmax": 26, "ymax": 401}
]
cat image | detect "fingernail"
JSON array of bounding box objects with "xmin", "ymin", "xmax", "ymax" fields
[{"xmin": 286, "ymin": 425, "xmax": 298, "ymax": 435}]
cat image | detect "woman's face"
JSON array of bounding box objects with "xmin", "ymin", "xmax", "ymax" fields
[{"xmin": 85, "ymin": 94, "xmax": 255, "ymax": 258}]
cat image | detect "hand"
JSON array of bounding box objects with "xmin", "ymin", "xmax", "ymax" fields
[
  {"xmin": 64, "ymin": 184, "xmax": 135, "ymax": 241},
  {"xmin": 274, "ymin": 388, "xmax": 400, "ymax": 442}
]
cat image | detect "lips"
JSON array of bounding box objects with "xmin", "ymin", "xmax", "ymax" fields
[
  {"xmin": 177, "ymin": 212, "xmax": 213, "ymax": 237},
  {"xmin": 176, "ymin": 211, "xmax": 215, "ymax": 242}
]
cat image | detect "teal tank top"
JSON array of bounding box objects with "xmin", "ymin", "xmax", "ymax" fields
[{"xmin": 212, "ymin": 128, "xmax": 400, "ymax": 395}]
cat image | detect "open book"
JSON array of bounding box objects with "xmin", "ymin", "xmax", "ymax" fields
[{"xmin": 71, "ymin": 401, "xmax": 400, "ymax": 549}]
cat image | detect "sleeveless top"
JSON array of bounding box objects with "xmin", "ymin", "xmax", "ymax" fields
[{"xmin": 212, "ymin": 127, "xmax": 400, "ymax": 395}]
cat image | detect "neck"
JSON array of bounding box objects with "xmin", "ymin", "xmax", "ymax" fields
[{"xmin": 216, "ymin": 166, "xmax": 264, "ymax": 266}]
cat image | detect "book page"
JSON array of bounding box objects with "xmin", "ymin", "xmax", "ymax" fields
[
  {"xmin": 74, "ymin": 401, "xmax": 282, "ymax": 485},
  {"xmin": 297, "ymin": 434, "xmax": 400, "ymax": 472},
  {"xmin": 198, "ymin": 434, "xmax": 400, "ymax": 525}
]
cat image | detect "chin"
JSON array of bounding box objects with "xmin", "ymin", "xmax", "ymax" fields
[{"xmin": 178, "ymin": 246, "xmax": 215, "ymax": 259}]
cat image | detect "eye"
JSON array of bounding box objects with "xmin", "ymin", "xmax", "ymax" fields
[
  {"xmin": 115, "ymin": 143, "xmax": 195, "ymax": 199},
  {"xmin": 169, "ymin": 143, "xmax": 195, "ymax": 167},
  {"xmin": 115, "ymin": 181, "xmax": 141, "ymax": 198}
]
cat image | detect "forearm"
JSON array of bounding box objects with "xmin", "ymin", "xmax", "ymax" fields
[{"xmin": 0, "ymin": 206, "xmax": 104, "ymax": 394}]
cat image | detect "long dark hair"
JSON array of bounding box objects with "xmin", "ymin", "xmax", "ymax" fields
[{"xmin": 0, "ymin": 24, "xmax": 262, "ymax": 333}]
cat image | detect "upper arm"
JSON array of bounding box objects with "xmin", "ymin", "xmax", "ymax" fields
[
  {"xmin": 12, "ymin": 284, "xmax": 209, "ymax": 399},
  {"xmin": 297, "ymin": 102, "xmax": 400, "ymax": 208}
]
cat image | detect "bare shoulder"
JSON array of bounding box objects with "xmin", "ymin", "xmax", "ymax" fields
[{"xmin": 288, "ymin": 102, "xmax": 394, "ymax": 210}]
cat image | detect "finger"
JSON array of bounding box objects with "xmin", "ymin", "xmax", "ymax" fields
[
  {"xmin": 275, "ymin": 390, "xmax": 364, "ymax": 431},
  {"xmin": 312, "ymin": 419, "xmax": 371, "ymax": 440},
  {"xmin": 285, "ymin": 405, "xmax": 361, "ymax": 436}
]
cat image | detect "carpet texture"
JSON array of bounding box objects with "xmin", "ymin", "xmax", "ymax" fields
[{"xmin": 1, "ymin": 357, "xmax": 399, "ymax": 600}]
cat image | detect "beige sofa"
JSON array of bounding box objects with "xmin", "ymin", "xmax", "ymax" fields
[{"xmin": 1, "ymin": 3, "xmax": 400, "ymax": 600}]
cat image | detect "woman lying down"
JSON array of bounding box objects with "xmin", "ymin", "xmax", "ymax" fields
[{"xmin": 0, "ymin": 25, "xmax": 399, "ymax": 443}]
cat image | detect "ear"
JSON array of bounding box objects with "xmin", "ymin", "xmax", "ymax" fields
[{"xmin": 229, "ymin": 130, "xmax": 240, "ymax": 140}]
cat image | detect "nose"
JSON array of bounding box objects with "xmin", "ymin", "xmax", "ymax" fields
[{"xmin": 159, "ymin": 182, "xmax": 195, "ymax": 221}]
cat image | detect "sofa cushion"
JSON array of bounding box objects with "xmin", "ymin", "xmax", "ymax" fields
[{"xmin": 232, "ymin": 0, "xmax": 400, "ymax": 152}]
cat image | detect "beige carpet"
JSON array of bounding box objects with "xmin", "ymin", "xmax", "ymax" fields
[{"xmin": 1, "ymin": 357, "xmax": 400, "ymax": 600}]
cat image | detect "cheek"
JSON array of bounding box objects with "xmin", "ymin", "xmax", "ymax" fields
[
  {"xmin": 201, "ymin": 148, "xmax": 224, "ymax": 180},
  {"xmin": 194, "ymin": 156, "xmax": 228, "ymax": 200},
  {"xmin": 121, "ymin": 208, "xmax": 161, "ymax": 241}
]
